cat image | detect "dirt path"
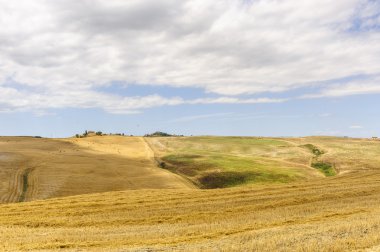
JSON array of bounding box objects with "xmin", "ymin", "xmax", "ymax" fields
[
  {"xmin": 142, "ymin": 137, "xmax": 198, "ymax": 189},
  {"xmin": 1, "ymin": 166, "xmax": 35, "ymax": 203},
  {"xmin": 18, "ymin": 168, "xmax": 34, "ymax": 202}
]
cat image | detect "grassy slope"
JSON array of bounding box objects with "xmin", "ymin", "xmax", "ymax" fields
[
  {"xmin": 288, "ymin": 136, "xmax": 380, "ymax": 173},
  {"xmin": 147, "ymin": 136, "xmax": 380, "ymax": 188},
  {"xmin": 0, "ymin": 136, "xmax": 191, "ymax": 203},
  {"xmin": 147, "ymin": 136, "xmax": 325, "ymax": 188}
]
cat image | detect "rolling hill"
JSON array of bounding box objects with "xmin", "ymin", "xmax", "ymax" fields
[
  {"xmin": 0, "ymin": 136, "xmax": 380, "ymax": 251},
  {"xmin": 0, "ymin": 136, "xmax": 192, "ymax": 203},
  {"xmin": 145, "ymin": 136, "xmax": 380, "ymax": 187}
]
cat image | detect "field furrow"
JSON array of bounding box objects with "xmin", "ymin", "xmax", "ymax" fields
[{"xmin": 0, "ymin": 136, "xmax": 379, "ymax": 251}]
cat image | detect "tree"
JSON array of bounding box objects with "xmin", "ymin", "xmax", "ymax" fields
[{"xmin": 145, "ymin": 131, "xmax": 173, "ymax": 137}]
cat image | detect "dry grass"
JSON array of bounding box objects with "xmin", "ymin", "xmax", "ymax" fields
[
  {"xmin": 0, "ymin": 136, "xmax": 380, "ymax": 251},
  {"xmin": 0, "ymin": 136, "xmax": 191, "ymax": 203},
  {"xmin": 0, "ymin": 171, "xmax": 380, "ymax": 251}
]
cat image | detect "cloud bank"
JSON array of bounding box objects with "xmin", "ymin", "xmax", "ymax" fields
[{"xmin": 0, "ymin": 0, "xmax": 379, "ymax": 113}]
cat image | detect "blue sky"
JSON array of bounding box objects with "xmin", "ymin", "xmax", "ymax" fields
[
  {"xmin": 0, "ymin": 0, "xmax": 379, "ymax": 137},
  {"xmin": 0, "ymin": 83, "xmax": 378, "ymax": 138}
]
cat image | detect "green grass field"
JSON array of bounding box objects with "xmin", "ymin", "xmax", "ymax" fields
[
  {"xmin": 162, "ymin": 153, "xmax": 305, "ymax": 188},
  {"xmin": 146, "ymin": 136, "xmax": 380, "ymax": 188},
  {"xmin": 147, "ymin": 136, "xmax": 321, "ymax": 188}
]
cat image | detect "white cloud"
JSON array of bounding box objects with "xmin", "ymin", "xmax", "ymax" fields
[
  {"xmin": 350, "ymin": 125, "xmax": 363, "ymax": 129},
  {"xmin": 0, "ymin": 84, "xmax": 287, "ymax": 114},
  {"xmin": 169, "ymin": 113, "xmax": 234, "ymax": 123},
  {"xmin": 189, "ymin": 97, "xmax": 287, "ymax": 105},
  {"xmin": 302, "ymin": 75, "xmax": 380, "ymax": 98},
  {"xmin": 0, "ymin": 0, "xmax": 379, "ymax": 113}
]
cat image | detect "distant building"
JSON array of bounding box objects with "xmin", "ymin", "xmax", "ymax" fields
[{"xmin": 372, "ymin": 137, "xmax": 378, "ymax": 140}]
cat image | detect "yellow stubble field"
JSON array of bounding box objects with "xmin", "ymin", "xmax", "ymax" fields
[{"xmin": 0, "ymin": 136, "xmax": 380, "ymax": 251}]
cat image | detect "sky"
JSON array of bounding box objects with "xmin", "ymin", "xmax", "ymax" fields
[{"xmin": 0, "ymin": 0, "xmax": 379, "ymax": 137}]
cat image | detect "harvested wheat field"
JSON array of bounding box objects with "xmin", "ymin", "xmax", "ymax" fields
[
  {"xmin": 0, "ymin": 136, "xmax": 191, "ymax": 203},
  {"xmin": 1, "ymin": 136, "xmax": 380, "ymax": 251}
]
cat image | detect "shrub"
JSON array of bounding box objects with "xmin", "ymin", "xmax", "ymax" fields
[
  {"xmin": 302, "ymin": 144, "xmax": 324, "ymax": 156},
  {"xmin": 158, "ymin": 161, "xmax": 166, "ymax": 168},
  {"xmin": 311, "ymin": 162, "xmax": 336, "ymax": 176}
]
